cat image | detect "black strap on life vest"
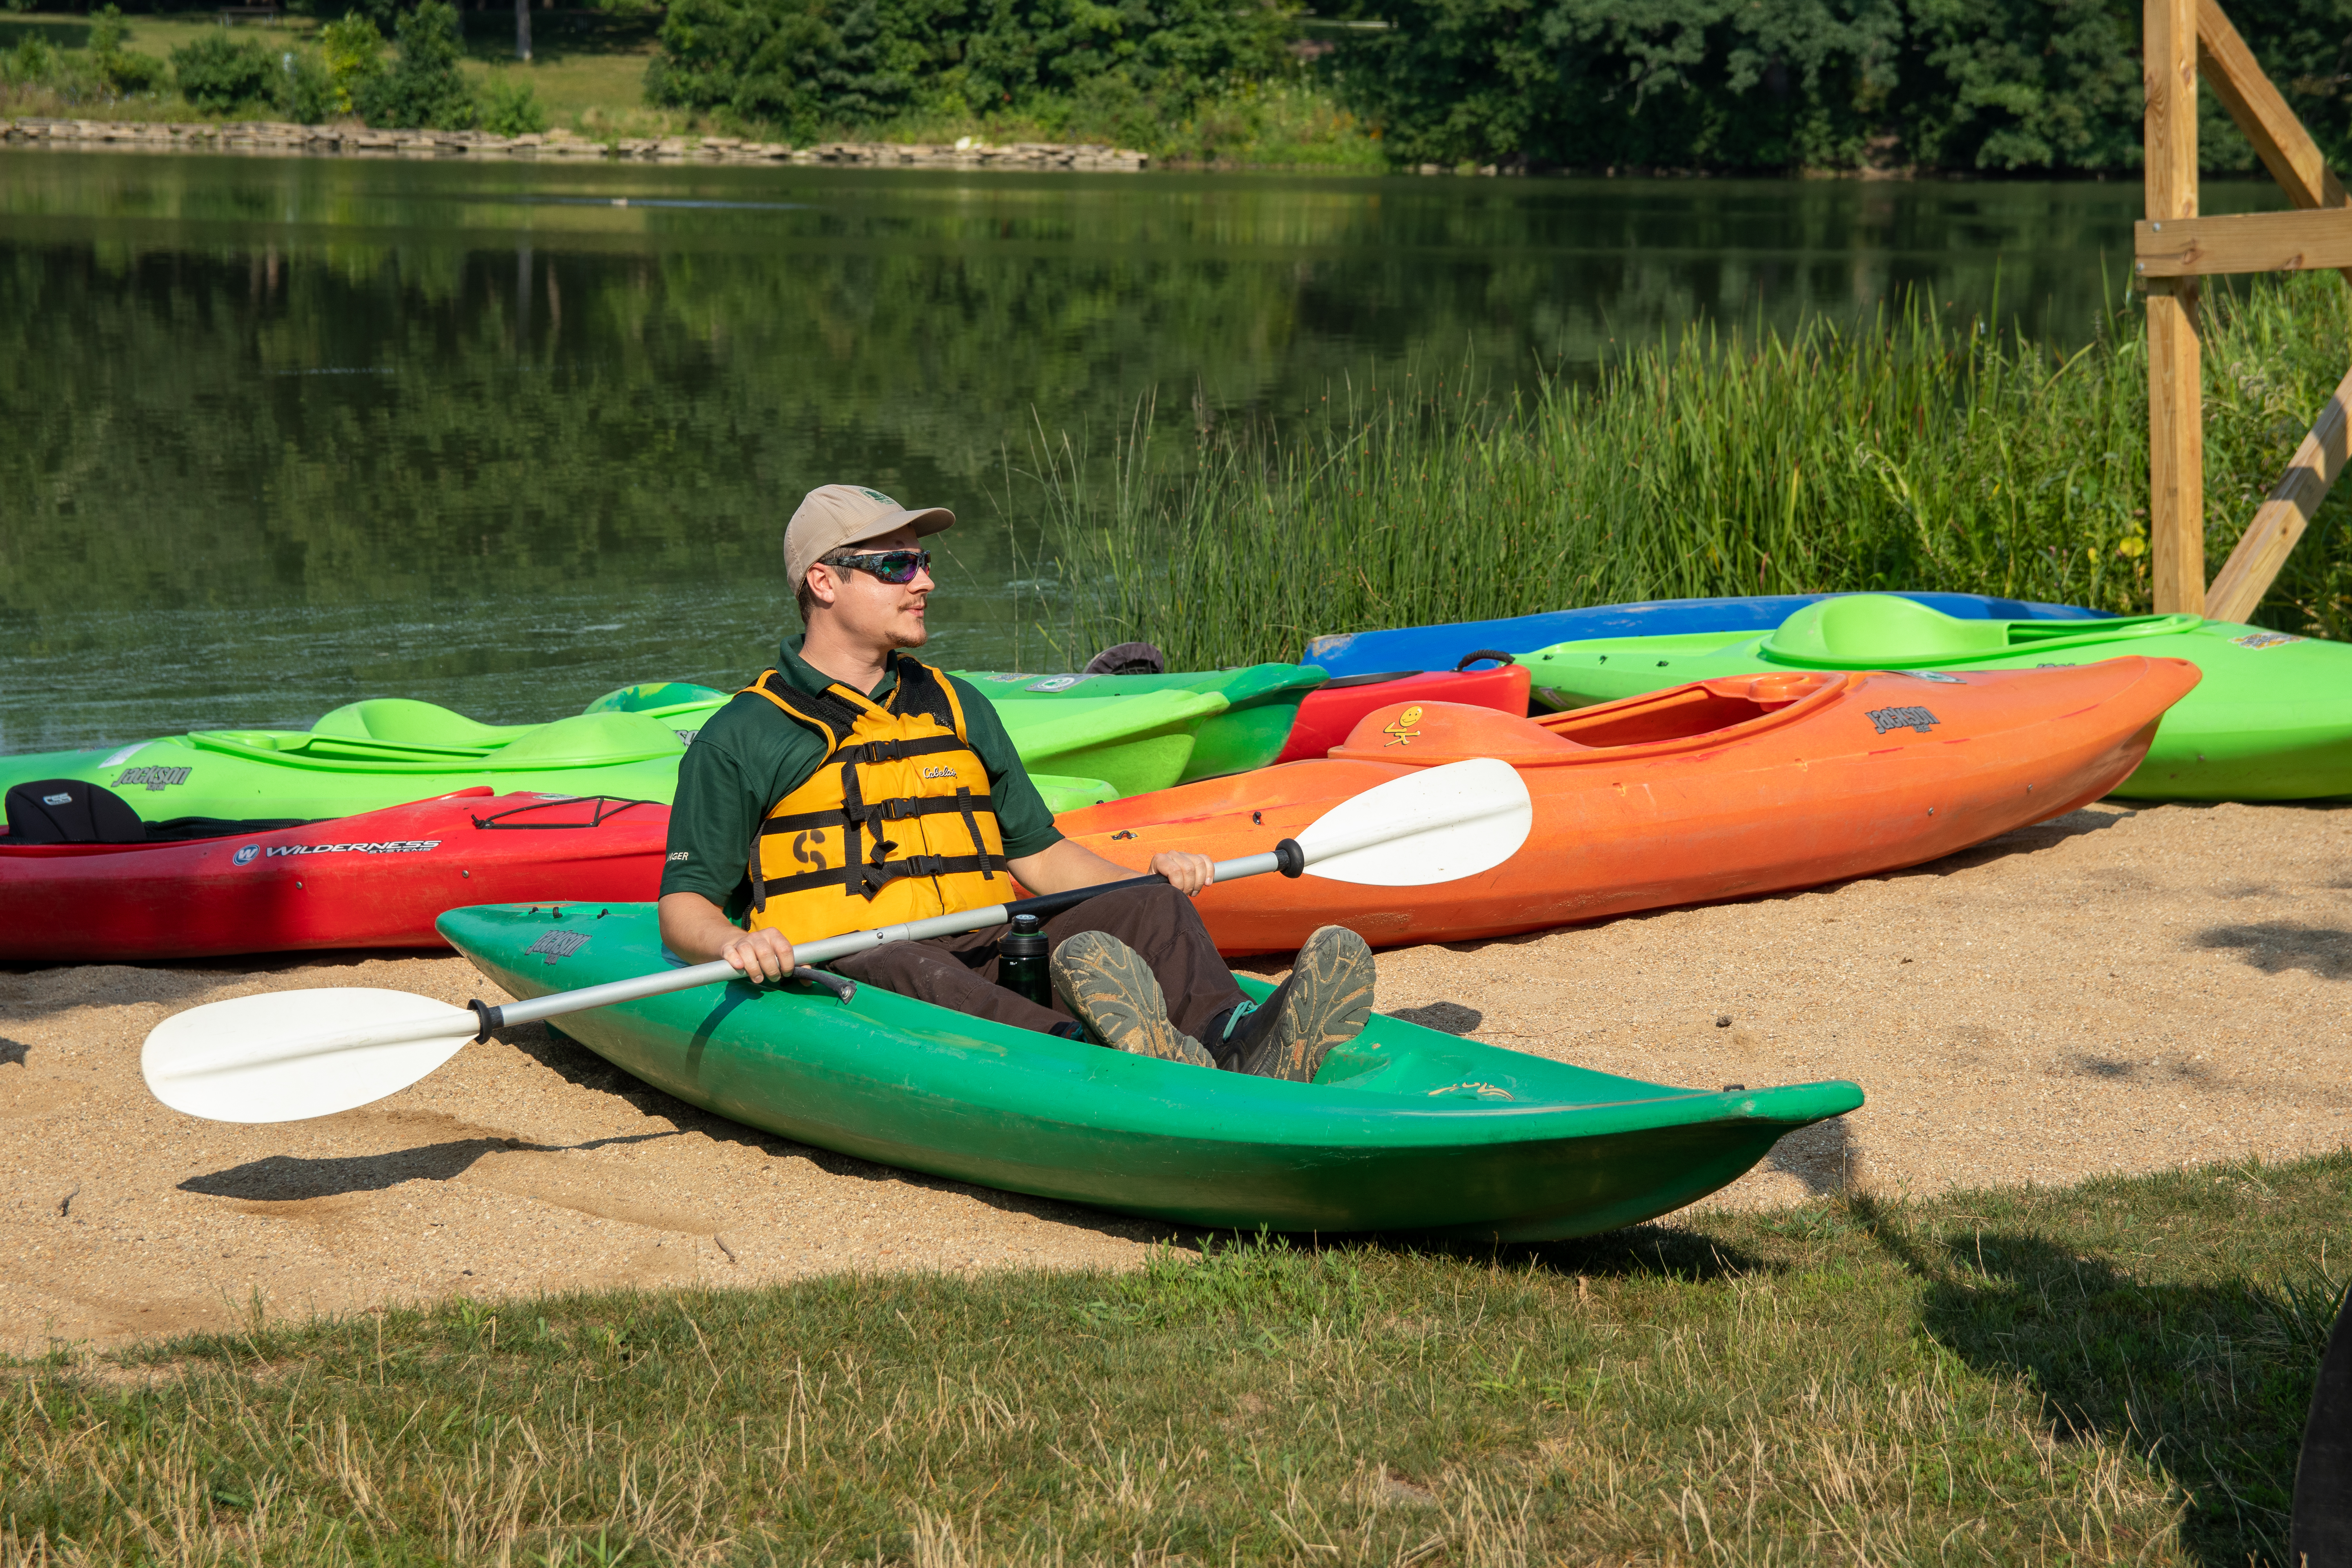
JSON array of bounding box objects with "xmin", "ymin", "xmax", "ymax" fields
[
  {"xmin": 956, "ymin": 786, "xmax": 995, "ymax": 881},
  {"xmin": 751, "ymin": 849, "xmax": 1003, "ymax": 902},
  {"xmin": 757, "ymin": 789, "xmax": 998, "ymax": 838}
]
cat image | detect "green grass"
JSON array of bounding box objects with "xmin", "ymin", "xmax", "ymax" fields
[
  {"xmin": 0, "ymin": 8, "xmax": 1383, "ymax": 157},
  {"xmin": 0, "ymin": 7, "xmax": 699, "ymax": 134},
  {"xmin": 6, "ymin": 1153, "xmax": 2344, "ymax": 1563},
  {"xmin": 1023, "ymin": 271, "xmax": 2352, "ymax": 669}
]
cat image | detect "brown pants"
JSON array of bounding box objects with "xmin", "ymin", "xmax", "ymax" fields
[{"xmin": 829, "ymin": 883, "xmax": 1246, "ymax": 1040}]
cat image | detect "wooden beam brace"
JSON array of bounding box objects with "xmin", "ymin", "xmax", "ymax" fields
[
  {"xmin": 2149, "ymin": 0, "xmax": 2206, "ymax": 615},
  {"xmin": 2205, "ymin": 364, "xmax": 2352, "ymax": 622},
  {"xmin": 2197, "ymin": 0, "xmax": 2347, "ymax": 211},
  {"xmin": 2136, "ymin": 207, "xmax": 2352, "ymax": 276}
]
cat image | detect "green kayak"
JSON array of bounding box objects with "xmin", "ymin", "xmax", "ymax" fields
[
  {"xmin": 595, "ymin": 678, "xmax": 1221, "ymax": 798},
  {"xmin": 1515, "ymin": 593, "xmax": 2347, "ymax": 800},
  {"xmin": 955, "ymin": 664, "xmax": 1328, "ymax": 784},
  {"xmin": 0, "ymin": 686, "xmax": 1127, "ymax": 824},
  {"xmin": 987, "ymin": 691, "xmax": 1227, "ymax": 797},
  {"xmin": 440, "ymin": 901, "xmax": 1863, "ymax": 1238}
]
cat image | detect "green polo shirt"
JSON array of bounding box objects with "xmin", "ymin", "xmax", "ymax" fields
[{"xmin": 659, "ymin": 637, "xmax": 1063, "ymax": 920}]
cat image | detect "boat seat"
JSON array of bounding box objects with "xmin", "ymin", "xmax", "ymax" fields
[
  {"xmin": 310, "ymin": 698, "xmax": 532, "ymax": 749},
  {"xmin": 583, "ymin": 682, "xmax": 729, "ymax": 715},
  {"xmin": 1765, "ymin": 594, "xmax": 2011, "ymax": 662},
  {"xmin": 5, "ymin": 780, "xmax": 148, "ymax": 843},
  {"xmin": 490, "ymin": 711, "xmax": 688, "ymax": 767}
]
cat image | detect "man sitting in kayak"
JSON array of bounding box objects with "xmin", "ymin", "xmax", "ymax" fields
[{"xmin": 657, "ymin": 483, "xmax": 1375, "ymax": 1080}]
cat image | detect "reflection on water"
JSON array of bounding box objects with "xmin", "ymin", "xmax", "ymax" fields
[{"xmin": 0, "ymin": 151, "xmax": 2283, "ymax": 752}]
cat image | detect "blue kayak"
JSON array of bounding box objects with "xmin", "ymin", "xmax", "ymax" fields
[{"xmin": 1300, "ymin": 593, "xmax": 2101, "ymax": 677}]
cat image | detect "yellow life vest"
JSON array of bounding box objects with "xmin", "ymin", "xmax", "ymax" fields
[{"xmin": 739, "ymin": 659, "xmax": 1007, "ymax": 943}]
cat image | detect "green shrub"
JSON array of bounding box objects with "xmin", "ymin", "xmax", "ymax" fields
[
  {"xmin": 320, "ymin": 13, "xmax": 385, "ymax": 115},
  {"xmin": 278, "ymin": 48, "xmax": 334, "ymax": 122},
  {"xmin": 644, "ymin": 0, "xmax": 1302, "ymax": 145},
  {"xmin": 171, "ymin": 30, "xmax": 276, "ymax": 114},
  {"xmin": 479, "ymin": 70, "xmax": 549, "ymax": 134},
  {"xmin": 86, "ymin": 4, "xmax": 167, "ymax": 95},
  {"xmin": 644, "ymin": 0, "xmax": 836, "ymax": 141},
  {"xmin": 356, "ymin": 0, "xmax": 477, "ymax": 128},
  {"xmin": 4, "ymin": 35, "xmax": 52, "ymax": 82}
]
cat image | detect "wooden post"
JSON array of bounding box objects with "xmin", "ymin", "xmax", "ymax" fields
[
  {"xmin": 2147, "ymin": 0, "xmax": 2205, "ymax": 615},
  {"xmin": 516, "ymin": 0, "xmax": 531, "ymax": 62},
  {"xmin": 2205, "ymin": 363, "xmax": 2352, "ymax": 621}
]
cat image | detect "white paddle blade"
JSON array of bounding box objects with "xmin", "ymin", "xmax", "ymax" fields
[
  {"xmin": 1296, "ymin": 757, "xmax": 1532, "ymax": 887},
  {"xmin": 143, "ymin": 988, "xmax": 478, "ymax": 1124}
]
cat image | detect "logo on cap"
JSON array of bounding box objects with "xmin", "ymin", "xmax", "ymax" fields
[{"xmin": 858, "ymin": 488, "xmax": 895, "ymax": 504}]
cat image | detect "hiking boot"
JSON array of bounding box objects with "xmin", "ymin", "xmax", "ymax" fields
[
  {"xmin": 1049, "ymin": 931, "xmax": 1214, "ymax": 1067},
  {"xmin": 1228, "ymin": 925, "xmax": 1376, "ymax": 1083}
]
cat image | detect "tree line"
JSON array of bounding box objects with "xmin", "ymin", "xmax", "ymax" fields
[
  {"xmin": 646, "ymin": 0, "xmax": 2352, "ymax": 172},
  {"xmin": 2, "ymin": 1, "xmax": 547, "ymax": 132},
  {"xmin": 11, "ymin": 0, "xmax": 2352, "ymax": 171}
]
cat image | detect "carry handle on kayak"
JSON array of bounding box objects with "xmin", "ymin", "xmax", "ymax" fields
[{"xmin": 1454, "ymin": 649, "xmax": 1515, "ymax": 671}]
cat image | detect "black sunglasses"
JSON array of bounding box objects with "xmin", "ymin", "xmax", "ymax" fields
[{"xmin": 828, "ymin": 549, "xmax": 932, "ymax": 585}]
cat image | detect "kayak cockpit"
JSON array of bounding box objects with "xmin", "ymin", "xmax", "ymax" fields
[
  {"xmin": 1328, "ymin": 672, "xmax": 1851, "ymax": 768},
  {"xmin": 1764, "ymin": 593, "xmax": 2199, "ymax": 666}
]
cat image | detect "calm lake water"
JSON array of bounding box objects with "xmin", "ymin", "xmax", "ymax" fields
[{"xmin": 0, "ymin": 151, "xmax": 2285, "ymax": 754}]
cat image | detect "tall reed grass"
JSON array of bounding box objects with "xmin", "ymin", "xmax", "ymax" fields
[{"xmin": 1024, "ymin": 273, "xmax": 2352, "ymax": 669}]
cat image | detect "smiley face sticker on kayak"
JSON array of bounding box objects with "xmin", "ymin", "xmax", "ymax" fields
[{"xmin": 1383, "ymin": 705, "xmax": 1425, "ymax": 746}]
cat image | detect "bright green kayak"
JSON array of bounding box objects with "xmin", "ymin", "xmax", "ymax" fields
[
  {"xmin": 440, "ymin": 901, "xmax": 1862, "ymax": 1238},
  {"xmin": 1515, "ymin": 593, "xmax": 2345, "ymax": 800},
  {"xmin": 955, "ymin": 664, "xmax": 1328, "ymax": 783},
  {"xmin": 0, "ymin": 684, "xmax": 1121, "ymax": 823},
  {"xmin": 987, "ymin": 691, "xmax": 1226, "ymax": 797},
  {"xmin": 595, "ymin": 679, "xmax": 1221, "ymax": 798}
]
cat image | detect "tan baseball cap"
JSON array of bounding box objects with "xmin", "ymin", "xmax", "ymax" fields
[{"xmin": 784, "ymin": 484, "xmax": 955, "ymax": 587}]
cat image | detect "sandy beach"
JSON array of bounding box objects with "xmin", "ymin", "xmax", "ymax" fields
[{"xmin": 4, "ymin": 796, "xmax": 2346, "ymax": 1354}]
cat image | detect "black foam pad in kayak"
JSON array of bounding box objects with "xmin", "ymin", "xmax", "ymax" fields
[
  {"xmin": 1082, "ymin": 641, "xmax": 1166, "ymax": 676},
  {"xmin": 4, "ymin": 780, "xmax": 147, "ymax": 844},
  {"xmin": 2293, "ymin": 1284, "xmax": 2352, "ymax": 1566}
]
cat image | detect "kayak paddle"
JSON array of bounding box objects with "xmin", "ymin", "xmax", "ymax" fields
[{"xmin": 142, "ymin": 756, "xmax": 1532, "ymax": 1124}]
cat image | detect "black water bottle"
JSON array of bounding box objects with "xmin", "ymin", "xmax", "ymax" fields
[{"xmin": 998, "ymin": 913, "xmax": 1053, "ymax": 1010}]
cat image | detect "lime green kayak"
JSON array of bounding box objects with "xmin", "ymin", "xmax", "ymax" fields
[
  {"xmin": 988, "ymin": 690, "xmax": 1226, "ymax": 797},
  {"xmin": 588, "ymin": 681, "xmax": 1147, "ymax": 803},
  {"xmin": 441, "ymin": 901, "xmax": 1863, "ymax": 1238},
  {"xmin": 955, "ymin": 664, "xmax": 1328, "ymax": 783},
  {"xmin": 1516, "ymin": 593, "xmax": 2344, "ymax": 800},
  {"xmin": 0, "ymin": 684, "xmax": 1121, "ymax": 823}
]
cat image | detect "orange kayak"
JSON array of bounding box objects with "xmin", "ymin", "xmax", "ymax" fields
[{"xmin": 1058, "ymin": 658, "xmax": 2200, "ymax": 953}]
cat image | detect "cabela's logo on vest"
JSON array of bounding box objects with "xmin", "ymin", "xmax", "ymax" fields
[{"xmin": 738, "ymin": 662, "xmax": 1007, "ymax": 945}]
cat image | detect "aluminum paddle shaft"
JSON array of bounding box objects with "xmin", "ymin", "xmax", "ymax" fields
[{"xmin": 481, "ymin": 841, "xmax": 1309, "ymax": 1033}]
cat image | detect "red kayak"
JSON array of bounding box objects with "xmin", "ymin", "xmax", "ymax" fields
[
  {"xmin": 1277, "ymin": 663, "xmax": 1529, "ymax": 763},
  {"xmin": 0, "ymin": 789, "xmax": 668, "ymax": 961}
]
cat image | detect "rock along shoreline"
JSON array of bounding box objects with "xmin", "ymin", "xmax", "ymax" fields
[{"xmin": 0, "ymin": 117, "xmax": 1149, "ymax": 170}]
